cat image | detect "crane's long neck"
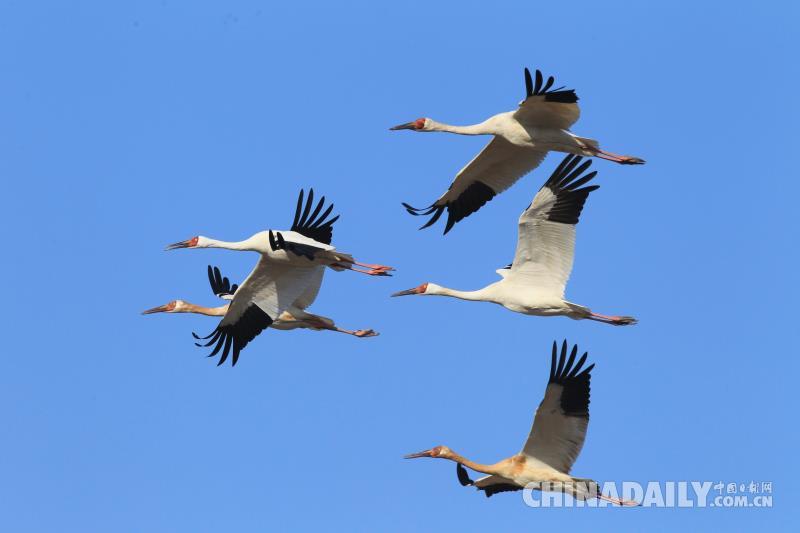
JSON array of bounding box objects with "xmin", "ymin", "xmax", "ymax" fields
[
  {"xmin": 428, "ymin": 284, "xmax": 496, "ymax": 303},
  {"xmin": 201, "ymin": 235, "xmax": 263, "ymax": 252},
  {"xmin": 427, "ymin": 118, "xmax": 497, "ymax": 136},
  {"xmin": 181, "ymin": 303, "xmax": 229, "ymax": 316},
  {"xmin": 446, "ymin": 451, "xmax": 506, "ymax": 477}
]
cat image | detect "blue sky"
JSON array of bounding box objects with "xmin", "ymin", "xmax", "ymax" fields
[{"xmin": 0, "ymin": 1, "xmax": 797, "ymax": 531}]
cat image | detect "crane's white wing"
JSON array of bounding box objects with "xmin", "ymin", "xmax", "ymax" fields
[
  {"xmin": 293, "ymin": 266, "xmax": 325, "ymax": 310},
  {"xmin": 207, "ymin": 265, "xmax": 238, "ymax": 301},
  {"xmin": 193, "ymin": 258, "xmax": 319, "ymax": 366},
  {"xmin": 521, "ymin": 341, "xmax": 594, "ymax": 474},
  {"xmin": 404, "ymin": 136, "xmax": 547, "ymax": 234},
  {"xmin": 513, "ymin": 68, "xmax": 580, "ymax": 130},
  {"xmin": 506, "ymin": 155, "xmax": 598, "ymax": 298}
]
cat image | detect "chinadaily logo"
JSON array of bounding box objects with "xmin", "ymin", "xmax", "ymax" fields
[{"xmin": 522, "ymin": 481, "xmax": 773, "ymax": 508}]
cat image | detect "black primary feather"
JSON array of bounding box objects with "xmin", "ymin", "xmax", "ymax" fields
[
  {"xmin": 523, "ymin": 67, "xmax": 578, "ymax": 104},
  {"xmin": 402, "ymin": 180, "xmax": 496, "ymax": 235},
  {"xmin": 480, "ymin": 484, "xmax": 523, "ymax": 498},
  {"xmin": 207, "ymin": 265, "xmax": 238, "ymax": 297},
  {"xmin": 290, "ymin": 188, "xmax": 340, "ymax": 245},
  {"xmin": 268, "ymin": 230, "xmax": 321, "ymax": 261},
  {"xmin": 192, "ymin": 304, "xmax": 274, "ymax": 367},
  {"xmin": 548, "ymin": 339, "xmax": 593, "ymax": 418},
  {"xmin": 537, "ymin": 154, "xmax": 599, "ymax": 225},
  {"xmin": 456, "ymin": 464, "xmax": 474, "ymax": 486}
]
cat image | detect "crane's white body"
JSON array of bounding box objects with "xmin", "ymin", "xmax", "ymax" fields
[
  {"xmin": 394, "ymin": 68, "xmax": 642, "ymax": 234},
  {"xmin": 161, "ymin": 190, "xmax": 388, "ymax": 365},
  {"xmin": 190, "ymin": 231, "xmax": 352, "ymax": 268},
  {"xmin": 393, "ymin": 155, "xmax": 635, "ymax": 325}
]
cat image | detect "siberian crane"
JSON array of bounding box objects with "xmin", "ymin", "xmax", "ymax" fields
[
  {"xmin": 404, "ymin": 340, "xmax": 637, "ymax": 505},
  {"xmin": 391, "ymin": 68, "xmax": 644, "ymax": 234},
  {"xmin": 392, "ymin": 155, "xmax": 636, "ymax": 326}
]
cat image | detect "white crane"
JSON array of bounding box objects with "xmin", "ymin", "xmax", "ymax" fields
[
  {"xmin": 165, "ymin": 189, "xmax": 394, "ymax": 276},
  {"xmin": 392, "ymin": 155, "xmax": 636, "ymax": 326},
  {"xmin": 391, "ymin": 68, "xmax": 645, "ymax": 234},
  {"xmin": 404, "ymin": 340, "xmax": 638, "ymax": 505},
  {"xmin": 161, "ymin": 190, "xmax": 391, "ymax": 365},
  {"xmin": 142, "ymin": 265, "xmax": 378, "ymax": 340}
]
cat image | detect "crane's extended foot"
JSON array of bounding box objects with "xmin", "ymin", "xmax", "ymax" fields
[{"xmin": 353, "ymin": 329, "xmax": 378, "ymax": 337}]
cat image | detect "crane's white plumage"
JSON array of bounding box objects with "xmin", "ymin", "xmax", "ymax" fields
[
  {"xmin": 395, "ymin": 67, "xmax": 643, "ymax": 234},
  {"xmin": 505, "ymin": 154, "xmax": 597, "ymax": 299},
  {"xmin": 194, "ymin": 259, "xmax": 320, "ymax": 365},
  {"xmin": 392, "ymin": 154, "xmax": 635, "ymax": 325}
]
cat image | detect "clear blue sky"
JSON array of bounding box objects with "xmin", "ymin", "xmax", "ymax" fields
[{"xmin": 1, "ymin": 1, "xmax": 797, "ymax": 531}]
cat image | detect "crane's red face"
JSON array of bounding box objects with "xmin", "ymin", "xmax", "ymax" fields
[
  {"xmin": 390, "ymin": 282, "xmax": 428, "ymax": 297},
  {"xmin": 165, "ymin": 236, "xmax": 199, "ymax": 250},
  {"xmin": 389, "ymin": 118, "xmax": 428, "ymax": 131}
]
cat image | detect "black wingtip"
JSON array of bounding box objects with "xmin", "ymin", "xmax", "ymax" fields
[{"xmin": 456, "ymin": 463, "xmax": 474, "ymax": 486}]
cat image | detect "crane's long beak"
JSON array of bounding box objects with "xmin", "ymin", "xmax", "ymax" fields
[
  {"xmin": 389, "ymin": 121, "xmax": 417, "ymax": 131},
  {"xmin": 142, "ymin": 304, "xmax": 171, "ymax": 315},
  {"xmin": 404, "ymin": 449, "xmax": 435, "ymax": 459},
  {"xmin": 391, "ymin": 287, "xmax": 420, "ymax": 297},
  {"xmin": 165, "ymin": 239, "xmax": 194, "ymax": 251}
]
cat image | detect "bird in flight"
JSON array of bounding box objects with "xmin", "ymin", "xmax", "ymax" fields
[
  {"xmin": 392, "ymin": 155, "xmax": 636, "ymax": 326},
  {"xmin": 161, "ymin": 190, "xmax": 390, "ymax": 365},
  {"xmin": 404, "ymin": 340, "xmax": 638, "ymax": 505},
  {"xmin": 391, "ymin": 67, "xmax": 645, "ymax": 234},
  {"xmin": 142, "ymin": 265, "xmax": 379, "ymax": 341},
  {"xmin": 165, "ymin": 189, "xmax": 394, "ymax": 276}
]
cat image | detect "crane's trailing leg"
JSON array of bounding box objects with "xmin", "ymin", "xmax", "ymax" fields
[
  {"xmin": 332, "ymin": 261, "xmax": 394, "ymax": 276},
  {"xmin": 353, "ymin": 261, "xmax": 395, "ymax": 274},
  {"xmin": 306, "ymin": 316, "xmax": 379, "ymax": 337},
  {"xmin": 587, "ymin": 312, "xmax": 638, "ymax": 326},
  {"xmin": 590, "ymin": 148, "xmax": 645, "ymax": 165},
  {"xmin": 338, "ymin": 327, "xmax": 379, "ymax": 337},
  {"xmin": 597, "ymin": 493, "xmax": 641, "ymax": 506}
]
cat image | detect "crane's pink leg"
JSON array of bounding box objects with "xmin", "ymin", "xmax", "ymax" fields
[
  {"xmin": 307, "ymin": 317, "xmax": 378, "ymax": 337},
  {"xmin": 597, "ymin": 494, "xmax": 640, "ymax": 506},
  {"xmin": 591, "ymin": 148, "xmax": 645, "ymax": 165},
  {"xmin": 588, "ymin": 312, "xmax": 638, "ymax": 326},
  {"xmin": 335, "ymin": 327, "xmax": 378, "ymax": 337},
  {"xmin": 353, "ymin": 261, "xmax": 395, "ymax": 273},
  {"xmin": 332, "ymin": 262, "xmax": 392, "ymax": 276}
]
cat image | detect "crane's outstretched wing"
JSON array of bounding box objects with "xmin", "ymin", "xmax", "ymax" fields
[
  {"xmin": 290, "ymin": 188, "xmax": 339, "ymax": 245},
  {"xmin": 506, "ymin": 154, "xmax": 598, "ymax": 297},
  {"xmin": 404, "ymin": 137, "xmax": 547, "ymax": 234},
  {"xmin": 292, "ymin": 265, "xmax": 325, "ymax": 310},
  {"xmin": 207, "ymin": 265, "xmax": 238, "ymax": 301},
  {"xmin": 521, "ymin": 340, "xmax": 593, "ymax": 474},
  {"xmin": 456, "ymin": 464, "xmax": 522, "ymax": 498},
  {"xmin": 193, "ymin": 259, "xmax": 319, "ymax": 366},
  {"xmin": 514, "ymin": 68, "xmax": 580, "ymax": 130}
]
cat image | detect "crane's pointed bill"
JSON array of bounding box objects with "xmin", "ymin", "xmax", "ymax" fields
[
  {"xmin": 165, "ymin": 238, "xmax": 198, "ymax": 250},
  {"xmin": 142, "ymin": 304, "xmax": 171, "ymax": 315},
  {"xmin": 404, "ymin": 449, "xmax": 435, "ymax": 459},
  {"xmin": 391, "ymin": 287, "xmax": 419, "ymax": 297},
  {"xmin": 389, "ymin": 121, "xmax": 417, "ymax": 131}
]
